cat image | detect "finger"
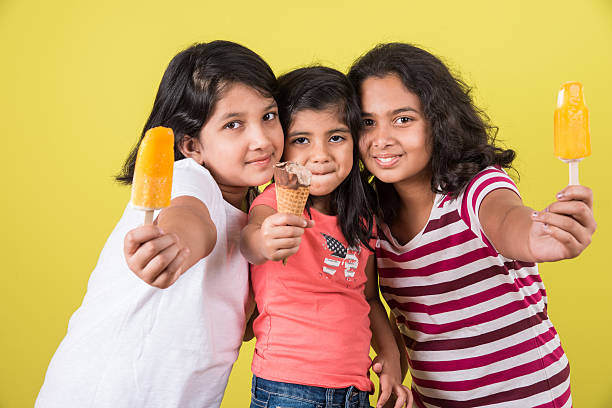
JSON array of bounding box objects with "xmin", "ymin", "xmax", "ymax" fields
[
  {"xmin": 270, "ymin": 247, "xmax": 300, "ymax": 261},
  {"xmin": 533, "ymin": 211, "xmax": 591, "ymax": 246},
  {"xmin": 542, "ymin": 224, "xmax": 584, "ymax": 258},
  {"xmin": 404, "ymin": 386, "xmax": 413, "ymax": 408},
  {"xmin": 140, "ymin": 242, "xmax": 181, "ymax": 284},
  {"xmin": 130, "ymin": 234, "xmax": 180, "ymax": 271},
  {"xmin": 556, "ymin": 185, "xmax": 593, "ymax": 208},
  {"xmin": 166, "ymin": 247, "xmax": 191, "ymax": 287},
  {"xmin": 124, "ymin": 225, "xmax": 163, "ymax": 255},
  {"xmin": 377, "ymin": 383, "xmax": 391, "ymax": 408},
  {"xmin": 269, "ymin": 213, "xmax": 311, "ymax": 228},
  {"xmin": 270, "ymin": 237, "xmax": 302, "ymax": 250},
  {"xmin": 264, "ymin": 225, "xmax": 306, "ymax": 239},
  {"xmin": 545, "ymin": 201, "xmax": 596, "ymax": 232},
  {"xmin": 393, "ymin": 386, "xmax": 407, "ymax": 408}
]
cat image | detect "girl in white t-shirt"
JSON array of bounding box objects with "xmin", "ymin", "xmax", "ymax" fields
[{"xmin": 36, "ymin": 40, "xmax": 284, "ymax": 408}]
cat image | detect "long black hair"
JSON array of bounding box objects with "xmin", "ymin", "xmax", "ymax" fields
[
  {"xmin": 116, "ymin": 40, "xmax": 277, "ymax": 202},
  {"xmin": 276, "ymin": 66, "xmax": 374, "ymax": 250},
  {"xmin": 348, "ymin": 43, "xmax": 515, "ymax": 226}
]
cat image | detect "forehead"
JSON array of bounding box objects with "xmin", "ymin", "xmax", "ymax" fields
[
  {"xmin": 211, "ymin": 82, "xmax": 275, "ymax": 115},
  {"xmin": 289, "ymin": 107, "xmax": 346, "ymax": 131},
  {"xmin": 360, "ymin": 74, "xmax": 422, "ymax": 113}
]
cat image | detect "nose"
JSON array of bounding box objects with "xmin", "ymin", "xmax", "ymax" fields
[
  {"xmin": 248, "ymin": 123, "xmax": 273, "ymax": 151},
  {"xmin": 310, "ymin": 139, "xmax": 331, "ymax": 163},
  {"xmin": 369, "ymin": 122, "xmax": 394, "ymax": 149}
]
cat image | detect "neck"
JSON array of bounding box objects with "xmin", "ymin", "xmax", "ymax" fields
[
  {"xmin": 218, "ymin": 183, "xmax": 249, "ymax": 211},
  {"xmin": 392, "ymin": 168, "xmax": 436, "ymax": 213},
  {"xmin": 310, "ymin": 194, "xmax": 333, "ymax": 215}
]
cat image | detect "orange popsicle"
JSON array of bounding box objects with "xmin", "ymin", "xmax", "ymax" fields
[
  {"xmin": 554, "ymin": 82, "xmax": 590, "ymax": 185},
  {"xmin": 131, "ymin": 126, "xmax": 175, "ymax": 223}
]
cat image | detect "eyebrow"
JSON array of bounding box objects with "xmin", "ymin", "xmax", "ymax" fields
[
  {"xmin": 327, "ymin": 127, "xmax": 350, "ymax": 135},
  {"xmin": 362, "ymin": 107, "xmax": 418, "ymax": 116},
  {"xmin": 219, "ymin": 102, "xmax": 278, "ymax": 121},
  {"xmin": 288, "ymin": 127, "xmax": 350, "ymax": 138}
]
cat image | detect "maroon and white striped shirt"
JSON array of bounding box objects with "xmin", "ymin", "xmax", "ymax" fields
[{"xmin": 377, "ymin": 167, "xmax": 571, "ymax": 408}]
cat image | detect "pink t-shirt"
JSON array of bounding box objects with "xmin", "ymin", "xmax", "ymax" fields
[{"xmin": 250, "ymin": 184, "xmax": 374, "ymax": 392}]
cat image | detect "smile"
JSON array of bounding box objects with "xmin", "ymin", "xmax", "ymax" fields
[
  {"xmin": 373, "ymin": 154, "xmax": 401, "ymax": 167},
  {"xmin": 246, "ymin": 155, "xmax": 272, "ymax": 166}
]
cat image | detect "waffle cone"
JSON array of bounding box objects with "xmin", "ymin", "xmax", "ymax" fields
[{"xmin": 276, "ymin": 185, "xmax": 309, "ymax": 216}]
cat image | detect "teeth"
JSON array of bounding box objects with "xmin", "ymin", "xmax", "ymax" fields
[{"xmin": 377, "ymin": 157, "xmax": 395, "ymax": 163}]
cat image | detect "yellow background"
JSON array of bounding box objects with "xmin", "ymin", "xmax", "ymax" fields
[{"xmin": 1, "ymin": 0, "xmax": 611, "ymax": 406}]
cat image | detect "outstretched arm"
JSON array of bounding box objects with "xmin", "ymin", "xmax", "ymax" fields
[
  {"xmin": 124, "ymin": 195, "xmax": 217, "ymax": 288},
  {"xmin": 479, "ymin": 185, "xmax": 596, "ymax": 262}
]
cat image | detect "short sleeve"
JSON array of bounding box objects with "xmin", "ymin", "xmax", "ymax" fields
[
  {"xmin": 170, "ymin": 158, "xmax": 221, "ymax": 211},
  {"xmin": 249, "ymin": 183, "xmax": 278, "ymax": 213},
  {"xmin": 459, "ymin": 166, "xmax": 520, "ymax": 235}
]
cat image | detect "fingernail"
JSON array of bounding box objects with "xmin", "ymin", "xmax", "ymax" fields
[
  {"xmin": 531, "ymin": 211, "xmax": 538, "ymax": 218},
  {"xmin": 543, "ymin": 224, "xmax": 550, "ymax": 232},
  {"xmin": 556, "ymin": 192, "xmax": 564, "ymax": 199}
]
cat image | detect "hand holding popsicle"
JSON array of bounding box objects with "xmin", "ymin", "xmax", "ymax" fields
[
  {"xmin": 528, "ymin": 185, "xmax": 596, "ymax": 261},
  {"xmin": 554, "ymin": 81, "xmax": 591, "ymax": 185}
]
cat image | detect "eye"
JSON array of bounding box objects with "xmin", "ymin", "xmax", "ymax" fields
[
  {"xmin": 329, "ymin": 135, "xmax": 345, "ymax": 143},
  {"xmin": 263, "ymin": 111, "xmax": 277, "ymax": 121},
  {"xmin": 291, "ymin": 137, "xmax": 309, "ymax": 144},
  {"xmin": 363, "ymin": 118, "xmax": 375, "ymax": 127},
  {"xmin": 394, "ymin": 116, "xmax": 413, "ymax": 125},
  {"xmin": 224, "ymin": 120, "xmax": 241, "ymax": 130}
]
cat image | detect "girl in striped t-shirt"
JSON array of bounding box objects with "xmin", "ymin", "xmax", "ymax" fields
[{"xmin": 348, "ymin": 43, "xmax": 596, "ymax": 408}]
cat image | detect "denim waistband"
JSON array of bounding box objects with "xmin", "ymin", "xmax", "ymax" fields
[{"xmin": 251, "ymin": 375, "xmax": 370, "ymax": 407}]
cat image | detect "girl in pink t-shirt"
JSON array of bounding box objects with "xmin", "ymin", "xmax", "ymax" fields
[{"xmin": 241, "ymin": 67, "xmax": 412, "ymax": 408}]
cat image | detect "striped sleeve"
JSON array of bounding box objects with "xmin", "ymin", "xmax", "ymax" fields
[{"xmin": 459, "ymin": 167, "xmax": 520, "ymax": 242}]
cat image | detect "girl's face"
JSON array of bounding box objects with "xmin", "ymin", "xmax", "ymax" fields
[
  {"xmin": 283, "ymin": 108, "xmax": 353, "ymax": 197},
  {"xmin": 358, "ymin": 74, "xmax": 432, "ymax": 185},
  {"xmin": 198, "ymin": 82, "xmax": 284, "ymax": 189}
]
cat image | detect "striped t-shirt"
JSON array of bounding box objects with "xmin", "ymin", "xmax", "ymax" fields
[{"xmin": 377, "ymin": 167, "xmax": 571, "ymax": 408}]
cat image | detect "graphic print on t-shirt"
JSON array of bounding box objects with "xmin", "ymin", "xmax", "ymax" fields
[{"xmin": 320, "ymin": 233, "xmax": 360, "ymax": 279}]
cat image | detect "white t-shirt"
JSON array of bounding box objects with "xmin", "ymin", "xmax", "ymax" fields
[{"xmin": 36, "ymin": 158, "xmax": 249, "ymax": 408}]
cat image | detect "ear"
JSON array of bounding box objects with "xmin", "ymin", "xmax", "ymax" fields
[{"xmin": 178, "ymin": 135, "xmax": 205, "ymax": 165}]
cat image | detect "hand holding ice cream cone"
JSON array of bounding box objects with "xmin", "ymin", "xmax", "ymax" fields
[{"xmin": 274, "ymin": 162, "xmax": 311, "ymax": 264}]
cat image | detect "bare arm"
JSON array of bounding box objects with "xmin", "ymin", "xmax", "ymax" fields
[
  {"xmin": 479, "ymin": 185, "xmax": 596, "ymax": 262},
  {"xmin": 124, "ymin": 195, "xmax": 216, "ymax": 288}
]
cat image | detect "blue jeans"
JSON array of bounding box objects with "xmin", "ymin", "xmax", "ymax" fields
[{"xmin": 250, "ymin": 376, "xmax": 372, "ymax": 408}]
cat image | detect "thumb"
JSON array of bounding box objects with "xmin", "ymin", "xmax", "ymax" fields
[{"xmin": 372, "ymin": 356, "xmax": 384, "ymax": 375}]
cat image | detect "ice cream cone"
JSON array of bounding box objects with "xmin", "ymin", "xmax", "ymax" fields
[{"xmin": 273, "ymin": 162, "xmax": 311, "ymax": 265}]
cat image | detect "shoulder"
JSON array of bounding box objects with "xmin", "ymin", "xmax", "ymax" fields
[
  {"xmin": 250, "ymin": 183, "xmax": 276, "ymax": 213},
  {"xmin": 171, "ymin": 158, "xmax": 222, "ymax": 210}
]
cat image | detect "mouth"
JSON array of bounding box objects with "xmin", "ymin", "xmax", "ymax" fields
[
  {"xmin": 307, "ymin": 166, "xmax": 335, "ymax": 176},
  {"xmin": 246, "ymin": 154, "xmax": 272, "ymax": 166},
  {"xmin": 372, "ymin": 154, "xmax": 401, "ymax": 167}
]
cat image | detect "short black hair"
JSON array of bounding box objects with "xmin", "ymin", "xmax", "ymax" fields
[
  {"xmin": 348, "ymin": 43, "xmax": 515, "ymax": 226},
  {"xmin": 277, "ymin": 66, "xmax": 375, "ymax": 250}
]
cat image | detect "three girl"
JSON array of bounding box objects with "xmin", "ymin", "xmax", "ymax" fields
[
  {"xmin": 36, "ymin": 41, "xmax": 284, "ymax": 408},
  {"xmin": 240, "ymin": 66, "xmax": 411, "ymax": 408},
  {"xmin": 37, "ymin": 39, "xmax": 596, "ymax": 408},
  {"xmin": 348, "ymin": 43, "xmax": 596, "ymax": 408}
]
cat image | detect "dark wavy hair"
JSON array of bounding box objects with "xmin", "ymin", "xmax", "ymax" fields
[
  {"xmin": 348, "ymin": 42, "xmax": 516, "ymax": 225},
  {"xmin": 277, "ymin": 66, "xmax": 374, "ymax": 250},
  {"xmin": 115, "ymin": 40, "xmax": 277, "ymax": 203}
]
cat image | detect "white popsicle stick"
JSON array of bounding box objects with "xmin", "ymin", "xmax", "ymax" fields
[
  {"xmin": 568, "ymin": 160, "xmax": 580, "ymax": 186},
  {"xmin": 144, "ymin": 210, "xmax": 154, "ymax": 225}
]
